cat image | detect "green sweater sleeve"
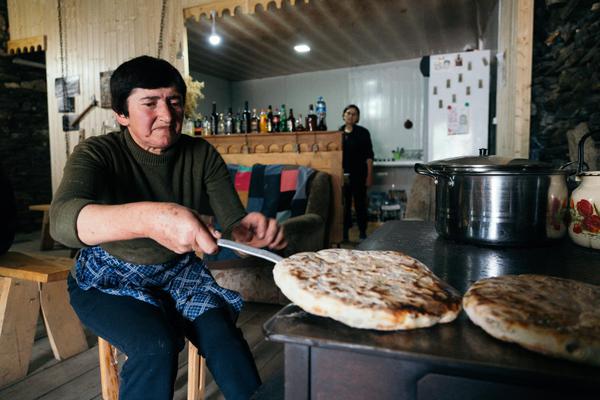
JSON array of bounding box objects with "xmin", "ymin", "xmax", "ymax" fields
[{"xmin": 49, "ymin": 139, "xmax": 107, "ymax": 248}]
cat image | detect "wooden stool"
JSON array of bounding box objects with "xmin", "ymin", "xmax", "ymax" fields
[
  {"xmin": 98, "ymin": 337, "xmax": 206, "ymax": 400},
  {"xmin": 28, "ymin": 204, "xmax": 54, "ymax": 250},
  {"xmin": 0, "ymin": 251, "xmax": 88, "ymax": 386}
]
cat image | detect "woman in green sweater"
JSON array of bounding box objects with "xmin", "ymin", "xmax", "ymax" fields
[{"xmin": 50, "ymin": 56, "xmax": 285, "ymax": 400}]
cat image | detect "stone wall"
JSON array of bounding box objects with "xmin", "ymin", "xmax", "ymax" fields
[
  {"xmin": 0, "ymin": 0, "xmax": 52, "ymax": 233},
  {"xmin": 530, "ymin": 0, "xmax": 600, "ymax": 166}
]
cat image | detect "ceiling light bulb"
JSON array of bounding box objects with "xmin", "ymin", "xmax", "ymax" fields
[
  {"xmin": 208, "ymin": 10, "xmax": 221, "ymax": 46},
  {"xmin": 209, "ymin": 34, "xmax": 221, "ymax": 46},
  {"xmin": 294, "ymin": 44, "xmax": 311, "ymax": 53}
]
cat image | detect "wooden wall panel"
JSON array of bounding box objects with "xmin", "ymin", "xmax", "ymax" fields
[
  {"xmin": 6, "ymin": 0, "xmax": 210, "ymax": 192},
  {"xmin": 495, "ymin": 0, "xmax": 534, "ymax": 158}
]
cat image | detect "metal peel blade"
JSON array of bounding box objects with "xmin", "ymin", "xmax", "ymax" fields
[{"xmin": 216, "ymin": 239, "xmax": 284, "ymax": 264}]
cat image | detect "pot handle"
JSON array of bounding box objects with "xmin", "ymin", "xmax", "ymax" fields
[{"xmin": 414, "ymin": 163, "xmax": 455, "ymax": 187}]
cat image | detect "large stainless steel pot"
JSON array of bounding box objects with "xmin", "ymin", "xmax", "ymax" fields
[{"xmin": 415, "ymin": 150, "xmax": 570, "ymax": 246}]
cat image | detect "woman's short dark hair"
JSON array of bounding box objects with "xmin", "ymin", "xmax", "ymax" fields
[
  {"xmin": 110, "ymin": 55, "xmax": 186, "ymax": 116},
  {"xmin": 343, "ymin": 104, "xmax": 360, "ymax": 123}
]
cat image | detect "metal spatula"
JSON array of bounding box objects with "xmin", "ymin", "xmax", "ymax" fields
[{"xmin": 216, "ymin": 239, "xmax": 284, "ymax": 264}]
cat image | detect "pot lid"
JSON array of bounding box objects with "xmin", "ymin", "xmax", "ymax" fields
[{"xmin": 426, "ymin": 149, "xmax": 561, "ymax": 173}]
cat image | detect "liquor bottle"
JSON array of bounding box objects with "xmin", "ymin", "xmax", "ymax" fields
[
  {"xmin": 218, "ymin": 113, "xmax": 225, "ymax": 135},
  {"xmin": 316, "ymin": 96, "xmax": 327, "ymax": 131},
  {"xmin": 250, "ymin": 108, "xmax": 259, "ymax": 132},
  {"xmin": 259, "ymin": 109, "xmax": 268, "ymax": 133},
  {"xmin": 234, "ymin": 111, "xmax": 242, "ymax": 133},
  {"xmin": 194, "ymin": 118, "xmax": 203, "ymax": 136},
  {"xmin": 272, "ymin": 108, "xmax": 281, "ymax": 132},
  {"xmin": 306, "ymin": 104, "xmax": 317, "ymax": 132},
  {"xmin": 210, "ymin": 101, "xmax": 219, "ymax": 135},
  {"xmin": 266, "ymin": 105, "xmax": 273, "ymax": 133},
  {"xmin": 280, "ymin": 104, "xmax": 288, "ymax": 132},
  {"xmin": 287, "ymin": 108, "xmax": 296, "ymax": 132},
  {"xmin": 295, "ymin": 113, "xmax": 305, "ymax": 131},
  {"xmin": 243, "ymin": 101, "xmax": 251, "ymax": 133},
  {"xmin": 202, "ymin": 116, "xmax": 212, "ymax": 136},
  {"xmin": 224, "ymin": 107, "xmax": 233, "ymax": 134}
]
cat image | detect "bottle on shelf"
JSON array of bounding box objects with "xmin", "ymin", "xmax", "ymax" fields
[
  {"xmin": 250, "ymin": 108, "xmax": 259, "ymax": 133},
  {"xmin": 202, "ymin": 116, "xmax": 212, "ymax": 136},
  {"xmin": 306, "ymin": 104, "xmax": 317, "ymax": 132},
  {"xmin": 218, "ymin": 113, "xmax": 225, "ymax": 135},
  {"xmin": 234, "ymin": 111, "xmax": 242, "ymax": 133},
  {"xmin": 210, "ymin": 101, "xmax": 219, "ymax": 135},
  {"xmin": 272, "ymin": 108, "xmax": 281, "ymax": 132},
  {"xmin": 224, "ymin": 107, "xmax": 233, "ymax": 134},
  {"xmin": 287, "ymin": 108, "xmax": 296, "ymax": 132},
  {"xmin": 266, "ymin": 105, "xmax": 273, "ymax": 133},
  {"xmin": 194, "ymin": 118, "xmax": 203, "ymax": 136},
  {"xmin": 316, "ymin": 96, "xmax": 327, "ymax": 131},
  {"xmin": 280, "ymin": 104, "xmax": 288, "ymax": 132},
  {"xmin": 259, "ymin": 109, "xmax": 268, "ymax": 133},
  {"xmin": 243, "ymin": 100, "xmax": 251, "ymax": 133},
  {"xmin": 295, "ymin": 113, "xmax": 305, "ymax": 131}
]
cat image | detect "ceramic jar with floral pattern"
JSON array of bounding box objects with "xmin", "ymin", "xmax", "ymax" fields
[
  {"xmin": 569, "ymin": 171, "xmax": 600, "ymax": 249},
  {"xmin": 546, "ymin": 174, "xmax": 569, "ymax": 239}
]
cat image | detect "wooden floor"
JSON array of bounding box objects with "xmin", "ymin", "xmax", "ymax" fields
[{"xmin": 0, "ymin": 232, "xmax": 284, "ymax": 400}]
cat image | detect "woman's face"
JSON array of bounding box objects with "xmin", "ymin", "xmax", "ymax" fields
[
  {"xmin": 343, "ymin": 107, "xmax": 359, "ymax": 126},
  {"xmin": 116, "ymin": 86, "xmax": 184, "ymax": 154}
]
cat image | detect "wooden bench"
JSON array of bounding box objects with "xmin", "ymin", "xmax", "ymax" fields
[
  {"xmin": 28, "ymin": 204, "xmax": 54, "ymax": 250},
  {"xmin": 0, "ymin": 252, "xmax": 88, "ymax": 386}
]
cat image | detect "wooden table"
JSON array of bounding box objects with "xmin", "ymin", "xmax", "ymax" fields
[
  {"xmin": 0, "ymin": 252, "xmax": 88, "ymax": 386},
  {"xmin": 28, "ymin": 204, "xmax": 54, "ymax": 250},
  {"xmin": 264, "ymin": 221, "xmax": 600, "ymax": 400}
]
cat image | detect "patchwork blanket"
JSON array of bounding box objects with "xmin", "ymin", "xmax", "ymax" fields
[{"xmin": 228, "ymin": 164, "xmax": 315, "ymax": 223}]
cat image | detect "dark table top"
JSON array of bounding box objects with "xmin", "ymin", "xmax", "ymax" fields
[{"xmin": 264, "ymin": 221, "xmax": 600, "ymax": 384}]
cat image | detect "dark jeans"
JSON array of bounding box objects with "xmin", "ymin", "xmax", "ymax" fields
[
  {"xmin": 67, "ymin": 275, "xmax": 261, "ymax": 400},
  {"xmin": 343, "ymin": 177, "xmax": 368, "ymax": 238}
]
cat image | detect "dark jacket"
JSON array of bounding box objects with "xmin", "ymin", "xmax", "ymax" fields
[{"xmin": 340, "ymin": 124, "xmax": 374, "ymax": 179}]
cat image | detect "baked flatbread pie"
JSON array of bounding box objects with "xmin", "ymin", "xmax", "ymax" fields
[
  {"xmin": 463, "ymin": 274, "xmax": 600, "ymax": 366},
  {"xmin": 273, "ymin": 249, "xmax": 462, "ymax": 330}
]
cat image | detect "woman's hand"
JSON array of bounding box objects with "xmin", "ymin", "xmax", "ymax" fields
[
  {"xmin": 150, "ymin": 203, "xmax": 220, "ymax": 255},
  {"xmin": 231, "ymin": 212, "xmax": 287, "ymax": 250}
]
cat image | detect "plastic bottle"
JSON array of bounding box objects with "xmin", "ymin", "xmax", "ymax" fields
[{"xmin": 316, "ymin": 96, "xmax": 327, "ymax": 131}]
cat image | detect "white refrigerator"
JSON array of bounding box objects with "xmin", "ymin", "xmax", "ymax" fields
[{"xmin": 426, "ymin": 50, "xmax": 491, "ymax": 161}]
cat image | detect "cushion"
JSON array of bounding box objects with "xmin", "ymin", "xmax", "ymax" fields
[
  {"xmin": 228, "ymin": 164, "xmax": 315, "ymax": 223},
  {"xmin": 206, "ymin": 164, "xmax": 314, "ymax": 262}
]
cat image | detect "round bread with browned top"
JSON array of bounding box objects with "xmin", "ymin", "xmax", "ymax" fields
[
  {"xmin": 463, "ymin": 274, "xmax": 600, "ymax": 366},
  {"xmin": 272, "ymin": 249, "xmax": 462, "ymax": 330}
]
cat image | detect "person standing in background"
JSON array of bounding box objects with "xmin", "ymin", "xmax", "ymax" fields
[{"xmin": 340, "ymin": 104, "xmax": 374, "ymax": 241}]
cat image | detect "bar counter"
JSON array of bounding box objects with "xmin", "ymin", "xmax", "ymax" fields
[{"xmin": 264, "ymin": 221, "xmax": 600, "ymax": 400}]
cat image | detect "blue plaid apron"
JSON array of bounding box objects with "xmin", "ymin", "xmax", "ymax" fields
[{"xmin": 75, "ymin": 246, "xmax": 243, "ymax": 321}]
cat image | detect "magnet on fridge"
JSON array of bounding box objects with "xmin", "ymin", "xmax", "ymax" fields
[
  {"xmin": 478, "ymin": 79, "xmax": 483, "ymax": 88},
  {"xmin": 468, "ymin": 61, "xmax": 472, "ymax": 70},
  {"xmin": 446, "ymin": 79, "xmax": 451, "ymax": 88},
  {"xmin": 433, "ymin": 86, "xmax": 438, "ymax": 95},
  {"xmin": 466, "ymin": 86, "xmax": 471, "ymax": 95},
  {"xmin": 439, "ymin": 99, "xmax": 443, "ymax": 108},
  {"xmin": 452, "ymin": 94, "xmax": 456, "ymax": 103},
  {"xmin": 455, "ymin": 54, "xmax": 463, "ymax": 66},
  {"xmin": 482, "ymin": 57, "xmax": 489, "ymax": 66},
  {"xmin": 458, "ymin": 73, "xmax": 463, "ymax": 83}
]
